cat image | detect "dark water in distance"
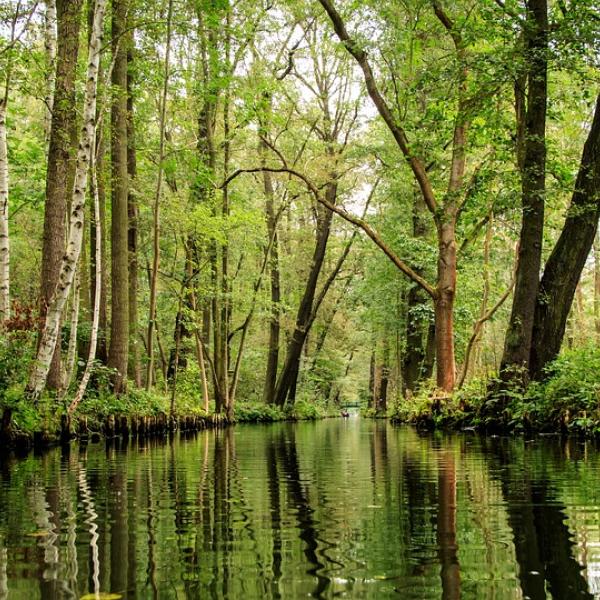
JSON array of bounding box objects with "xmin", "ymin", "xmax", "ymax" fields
[{"xmin": 1, "ymin": 418, "xmax": 600, "ymax": 599}]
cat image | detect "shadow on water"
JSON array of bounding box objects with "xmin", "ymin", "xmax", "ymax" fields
[
  {"xmin": 482, "ymin": 436, "xmax": 593, "ymax": 600},
  {"xmin": 0, "ymin": 420, "xmax": 597, "ymax": 599}
]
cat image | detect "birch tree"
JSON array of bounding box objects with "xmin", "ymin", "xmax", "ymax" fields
[
  {"xmin": 44, "ymin": 0, "xmax": 57, "ymax": 146},
  {"xmin": 26, "ymin": 0, "xmax": 107, "ymax": 401}
]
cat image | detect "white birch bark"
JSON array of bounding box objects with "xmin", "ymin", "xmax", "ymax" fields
[
  {"xmin": 26, "ymin": 0, "xmax": 107, "ymax": 400},
  {"xmin": 0, "ymin": 95, "xmax": 9, "ymax": 321},
  {"xmin": 69, "ymin": 133, "xmax": 101, "ymax": 414},
  {"xmin": 63, "ymin": 269, "xmax": 80, "ymax": 389},
  {"xmin": 44, "ymin": 0, "xmax": 58, "ymax": 145}
]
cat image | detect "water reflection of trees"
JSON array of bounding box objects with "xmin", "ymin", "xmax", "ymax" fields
[{"xmin": 0, "ymin": 424, "xmax": 598, "ymax": 599}]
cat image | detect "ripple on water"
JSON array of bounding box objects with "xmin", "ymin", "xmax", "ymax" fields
[{"xmin": 0, "ymin": 421, "xmax": 600, "ymax": 599}]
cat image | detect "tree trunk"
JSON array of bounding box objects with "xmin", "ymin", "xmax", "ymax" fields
[
  {"xmin": 63, "ymin": 270, "xmax": 81, "ymax": 389},
  {"xmin": 0, "ymin": 90, "xmax": 9, "ymax": 321},
  {"xmin": 594, "ymin": 231, "xmax": 600, "ymax": 342},
  {"xmin": 69, "ymin": 128, "xmax": 103, "ymax": 414},
  {"xmin": 529, "ymin": 94, "xmax": 600, "ymax": 379},
  {"xmin": 376, "ymin": 337, "xmax": 389, "ymax": 416},
  {"xmin": 108, "ymin": 0, "xmax": 130, "ymax": 393},
  {"xmin": 90, "ymin": 129, "xmax": 108, "ymax": 363},
  {"xmin": 40, "ymin": 0, "xmax": 84, "ymax": 390},
  {"xmin": 261, "ymin": 138, "xmax": 280, "ymax": 405},
  {"xmin": 43, "ymin": 0, "xmax": 58, "ymax": 147},
  {"xmin": 273, "ymin": 184, "xmax": 335, "ymax": 407},
  {"xmin": 500, "ymin": 0, "xmax": 548, "ymax": 382},
  {"xmin": 145, "ymin": 0, "xmax": 173, "ymax": 391},
  {"xmin": 219, "ymin": 31, "xmax": 232, "ymax": 417},
  {"xmin": 434, "ymin": 223, "xmax": 457, "ymax": 392},
  {"xmin": 372, "ymin": 361, "xmax": 382, "ymax": 412},
  {"xmin": 127, "ymin": 37, "xmax": 141, "ymax": 386},
  {"xmin": 26, "ymin": 0, "xmax": 106, "ymax": 401}
]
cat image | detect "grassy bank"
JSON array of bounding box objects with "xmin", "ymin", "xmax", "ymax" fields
[
  {"xmin": 0, "ymin": 397, "xmax": 332, "ymax": 451},
  {"xmin": 390, "ymin": 345, "xmax": 600, "ymax": 436}
]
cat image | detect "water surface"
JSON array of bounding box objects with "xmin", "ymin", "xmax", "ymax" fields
[{"xmin": 1, "ymin": 418, "xmax": 599, "ymax": 598}]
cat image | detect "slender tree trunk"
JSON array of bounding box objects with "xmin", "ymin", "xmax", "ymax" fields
[
  {"xmin": 127, "ymin": 37, "xmax": 141, "ymax": 386},
  {"xmin": 170, "ymin": 295, "xmax": 184, "ymax": 415},
  {"xmin": 90, "ymin": 130, "xmax": 108, "ymax": 363},
  {"xmin": 189, "ymin": 286, "xmax": 210, "ymax": 412},
  {"xmin": 594, "ymin": 231, "xmax": 600, "ymax": 342},
  {"xmin": 26, "ymin": 0, "xmax": 106, "ymax": 400},
  {"xmin": 70, "ymin": 130, "xmax": 103, "ymax": 414},
  {"xmin": 220, "ymin": 26, "xmax": 232, "ymax": 416},
  {"xmin": 0, "ymin": 88, "xmax": 9, "ymax": 321},
  {"xmin": 40, "ymin": 0, "xmax": 84, "ymax": 390},
  {"xmin": 44, "ymin": 0, "xmax": 58, "ymax": 147},
  {"xmin": 368, "ymin": 350, "xmax": 375, "ymax": 403},
  {"xmin": 261, "ymin": 139, "xmax": 280, "ymax": 405},
  {"xmin": 145, "ymin": 0, "xmax": 173, "ymax": 390},
  {"xmin": 372, "ymin": 360, "xmax": 382, "ymax": 412},
  {"xmin": 108, "ymin": 0, "xmax": 130, "ymax": 393},
  {"xmin": 529, "ymin": 94, "xmax": 600, "ymax": 379},
  {"xmin": 63, "ymin": 270, "xmax": 81, "ymax": 388},
  {"xmin": 460, "ymin": 216, "xmax": 492, "ymax": 387},
  {"xmin": 500, "ymin": 0, "xmax": 548, "ymax": 382}
]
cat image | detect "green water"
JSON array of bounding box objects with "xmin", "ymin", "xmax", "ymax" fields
[{"xmin": 0, "ymin": 418, "xmax": 599, "ymax": 599}]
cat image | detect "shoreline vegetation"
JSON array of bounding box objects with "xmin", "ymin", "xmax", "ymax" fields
[{"xmin": 3, "ymin": 344, "xmax": 600, "ymax": 454}]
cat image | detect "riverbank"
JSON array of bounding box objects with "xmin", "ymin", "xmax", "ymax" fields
[
  {"xmin": 0, "ymin": 389, "xmax": 332, "ymax": 453},
  {"xmin": 390, "ymin": 346, "xmax": 600, "ymax": 437}
]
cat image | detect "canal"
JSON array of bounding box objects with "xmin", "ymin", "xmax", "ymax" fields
[{"xmin": 0, "ymin": 417, "xmax": 599, "ymax": 598}]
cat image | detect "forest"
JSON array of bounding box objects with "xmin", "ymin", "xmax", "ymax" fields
[{"xmin": 0, "ymin": 0, "xmax": 600, "ymax": 442}]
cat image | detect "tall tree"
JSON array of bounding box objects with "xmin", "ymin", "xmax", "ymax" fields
[
  {"xmin": 499, "ymin": 0, "xmax": 548, "ymax": 384},
  {"xmin": 319, "ymin": 0, "xmax": 473, "ymax": 392},
  {"xmin": 43, "ymin": 0, "xmax": 57, "ymax": 146},
  {"xmin": 39, "ymin": 0, "xmax": 84, "ymax": 389},
  {"xmin": 127, "ymin": 28, "xmax": 141, "ymax": 386},
  {"xmin": 529, "ymin": 94, "xmax": 600, "ymax": 379},
  {"xmin": 108, "ymin": 0, "xmax": 130, "ymax": 392},
  {"xmin": 26, "ymin": 0, "xmax": 107, "ymax": 400},
  {"xmin": 145, "ymin": 0, "xmax": 174, "ymax": 391},
  {"xmin": 0, "ymin": 39, "xmax": 11, "ymax": 322}
]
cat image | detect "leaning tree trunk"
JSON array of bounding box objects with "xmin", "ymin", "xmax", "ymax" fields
[
  {"xmin": 26, "ymin": 0, "xmax": 106, "ymax": 401},
  {"xmin": 272, "ymin": 184, "xmax": 335, "ymax": 407},
  {"xmin": 529, "ymin": 94, "xmax": 600, "ymax": 380},
  {"xmin": 108, "ymin": 0, "xmax": 130, "ymax": 393},
  {"xmin": 40, "ymin": 0, "xmax": 84, "ymax": 390},
  {"xmin": 500, "ymin": 0, "xmax": 548, "ymax": 383}
]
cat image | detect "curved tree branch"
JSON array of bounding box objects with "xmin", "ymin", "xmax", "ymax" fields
[{"xmin": 222, "ymin": 166, "xmax": 437, "ymax": 298}]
